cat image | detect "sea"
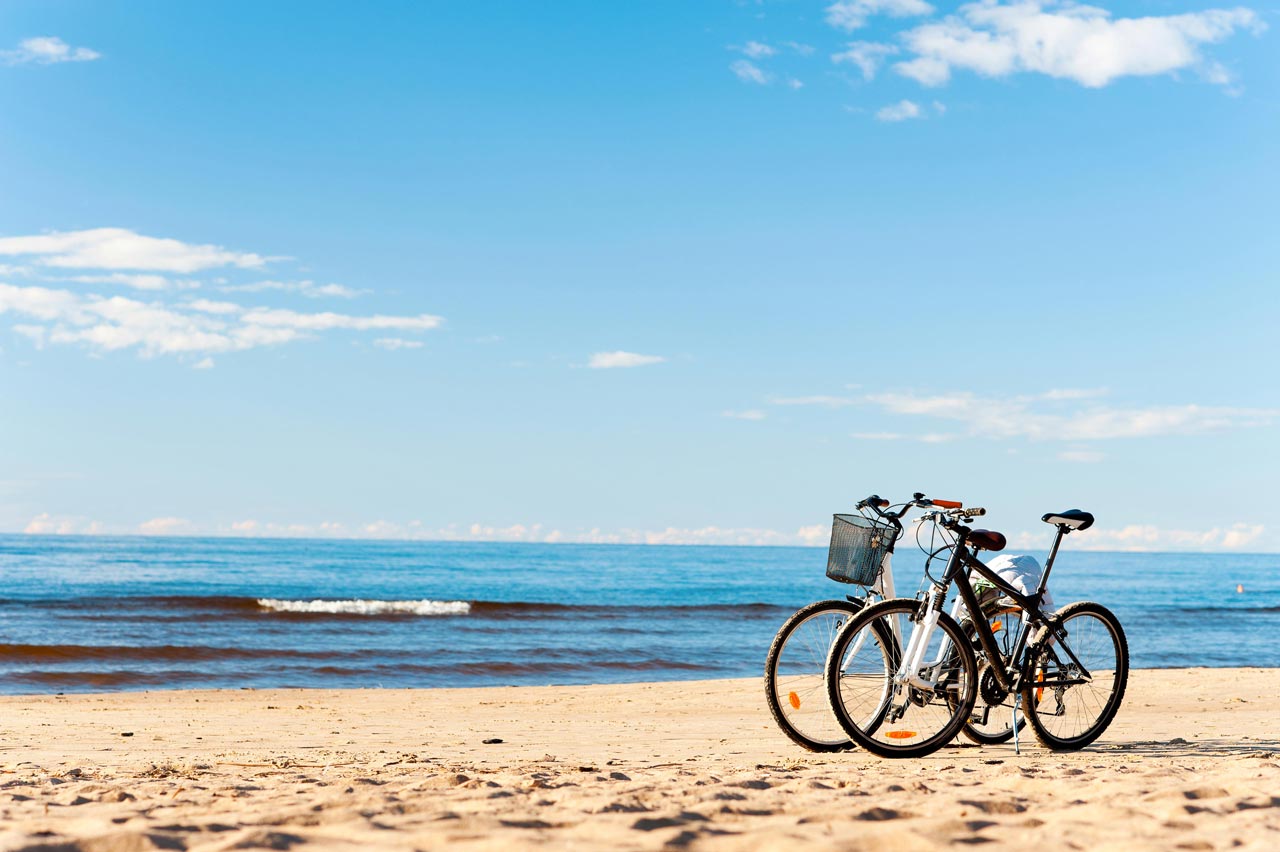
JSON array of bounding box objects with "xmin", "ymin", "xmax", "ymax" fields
[{"xmin": 0, "ymin": 534, "xmax": 1276, "ymax": 693}]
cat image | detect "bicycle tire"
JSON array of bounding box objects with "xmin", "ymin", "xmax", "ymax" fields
[
  {"xmin": 1020, "ymin": 601, "xmax": 1129, "ymax": 751},
  {"xmin": 765, "ymin": 599, "xmax": 888, "ymax": 752},
  {"xmin": 826, "ymin": 597, "xmax": 977, "ymax": 759}
]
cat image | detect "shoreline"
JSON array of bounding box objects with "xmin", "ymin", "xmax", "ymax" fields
[
  {"xmin": 2, "ymin": 663, "xmax": 1280, "ymax": 699},
  {"xmin": 2, "ymin": 668, "xmax": 1277, "ymax": 849}
]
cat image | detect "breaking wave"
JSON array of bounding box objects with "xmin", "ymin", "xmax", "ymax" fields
[{"xmin": 256, "ymin": 598, "xmax": 472, "ymax": 616}]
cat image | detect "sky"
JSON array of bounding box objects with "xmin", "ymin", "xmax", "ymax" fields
[{"xmin": 0, "ymin": 0, "xmax": 1277, "ymax": 552}]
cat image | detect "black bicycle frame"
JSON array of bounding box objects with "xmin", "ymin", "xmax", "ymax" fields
[{"xmin": 939, "ymin": 526, "xmax": 1092, "ymax": 694}]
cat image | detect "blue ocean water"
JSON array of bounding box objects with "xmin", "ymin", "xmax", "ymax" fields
[{"xmin": 0, "ymin": 534, "xmax": 1275, "ymax": 693}]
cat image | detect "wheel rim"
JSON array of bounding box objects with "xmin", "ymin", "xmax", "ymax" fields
[
  {"xmin": 1032, "ymin": 610, "xmax": 1122, "ymax": 743},
  {"xmin": 773, "ymin": 608, "xmax": 855, "ymax": 747}
]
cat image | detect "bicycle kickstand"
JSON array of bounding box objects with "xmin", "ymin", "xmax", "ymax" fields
[{"xmin": 1011, "ymin": 693, "xmax": 1022, "ymax": 755}]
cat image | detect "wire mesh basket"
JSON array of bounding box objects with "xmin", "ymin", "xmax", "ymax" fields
[{"xmin": 826, "ymin": 514, "xmax": 893, "ymax": 586}]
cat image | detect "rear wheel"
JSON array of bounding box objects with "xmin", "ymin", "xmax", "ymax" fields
[
  {"xmin": 826, "ymin": 598, "xmax": 977, "ymax": 758},
  {"xmin": 1021, "ymin": 601, "xmax": 1128, "ymax": 751},
  {"xmin": 765, "ymin": 599, "xmax": 874, "ymax": 751}
]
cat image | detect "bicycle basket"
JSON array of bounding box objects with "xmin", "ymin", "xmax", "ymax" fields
[{"xmin": 825, "ymin": 514, "xmax": 893, "ymax": 586}]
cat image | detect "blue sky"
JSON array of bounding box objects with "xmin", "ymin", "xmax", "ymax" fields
[{"xmin": 0, "ymin": 1, "xmax": 1276, "ymax": 551}]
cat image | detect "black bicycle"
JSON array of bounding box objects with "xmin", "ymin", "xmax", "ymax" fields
[
  {"xmin": 764, "ymin": 493, "xmax": 1018, "ymax": 752},
  {"xmin": 824, "ymin": 508, "xmax": 1129, "ymax": 758}
]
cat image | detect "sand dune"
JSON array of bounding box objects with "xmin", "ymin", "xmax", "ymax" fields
[{"xmin": 1, "ymin": 667, "xmax": 1277, "ymax": 850}]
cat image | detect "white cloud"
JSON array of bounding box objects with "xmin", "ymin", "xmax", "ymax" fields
[
  {"xmin": 0, "ymin": 283, "xmax": 442, "ymax": 358},
  {"xmin": 587, "ymin": 350, "xmax": 665, "ymax": 369},
  {"xmin": 852, "ymin": 431, "xmax": 903, "ymax": 440},
  {"xmin": 185, "ymin": 299, "xmax": 242, "ymax": 315},
  {"xmin": 65, "ymin": 273, "xmax": 184, "ymax": 291},
  {"xmin": 1058, "ymin": 447, "xmax": 1104, "ymax": 462},
  {"xmin": 894, "ymin": 1, "xmax": 1265, "ymax": 89},
  {"xmin": 826, "ymin": 0, "xmax": 935, "ymax": 32},
  {"xmin": 785, "ymin": 41, "xmax": 818, "ymax": 56},
  {"xmin": 219, "ymin": 280, "xmax": 364, "ymax": 298},
  {"xmin": 1, "ymin": 36, "xmax": 100, "ymax": 66},
  {"xmin": 373, "ymin": 337, "xmax": 424, "ymax": 350},
  {"xmin": 786, "ymin": 76, "xmax": 805, "ymax": 89},
  {"xmin": 832, "ymin": 41, "xmax": 900, "ymax": 80},
  {"xmin": 1009, "ymin": 522, "xmax": 1267, "ymax": 552},
  {"xmin": 730, "ymin": 59, "xmax": 770, "ymax": 85},
  {"xmin": 193, "ymin": 357, "xmax": 215, "ymax": 369},
  {"xmin": 0, "ymin": 228, "xmax": 269, "ymax": 272},
  {"xmin": 864, "ymin": 389, "xmax": 1278, "ymax": 440},
  {"xmin": 138, "ymin": 517, "xmax": 195, "ymax": 536},
  {"xmin": 737, "ymin": 41, "xmax": 777, "ymax": 58},
  {"xmin": 24, "ymin": 513, "xmax": 80, "ymax": 534},
  {"xmin": 240, "ymin": 307, "xmax": 442, "ymax": 332},
  {"xmin": 876, "ymin": 99, "xmax": 924, "ymax": 121},
  {"xmin": 723, "ymin": 409, "xmax": 767, "ymax": 421}
]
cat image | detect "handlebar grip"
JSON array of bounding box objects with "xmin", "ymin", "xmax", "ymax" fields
[
  {"xmin": 966, "ymin": 507, "xmax": 986, "ymax": 517},
  {"xmin": 932, "ymin": 499, "xmax": 963, "ymax": 509}
]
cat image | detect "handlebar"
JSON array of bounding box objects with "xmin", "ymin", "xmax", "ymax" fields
[{"xmin": 856, "ymin": 493, "xmax": 979, "ymax": 523}]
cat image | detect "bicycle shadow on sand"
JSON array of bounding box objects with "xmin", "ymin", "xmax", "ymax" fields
[{"xmin": 1091, "ymin": 737, "xmax": 1280, "ymax": 758}]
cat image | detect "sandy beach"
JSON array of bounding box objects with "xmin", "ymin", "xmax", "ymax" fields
[{"xmin": 1, "ymin": 667, "xmax": 1276, "ymax": 851}]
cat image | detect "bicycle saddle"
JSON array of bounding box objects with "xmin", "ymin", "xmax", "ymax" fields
[
  {"xmin": 969, "ymin": 529, "xmax": 1007, "ymax": 552},
  {"xmin": 1041, "ymin": 509, "xmax": 1094, "ymax": 530}
]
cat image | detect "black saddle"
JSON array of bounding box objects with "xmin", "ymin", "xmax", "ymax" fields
[
  {"xmin": 969, "ymin": 529, "xmax": 1007, "ymax": 552},
  {"xmin": 1042, "ymin": 509, "xmax": 1094, "ymax": 531}
]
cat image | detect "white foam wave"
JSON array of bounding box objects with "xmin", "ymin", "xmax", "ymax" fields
[{"xmin": 256, "ymin": 598, "xmax": 472, "ymax": 616}]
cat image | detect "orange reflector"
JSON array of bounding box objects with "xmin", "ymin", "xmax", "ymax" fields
[
  {"xmin": 1036, "ymin": 670, "xmax": 1045, "ymax": 703},
  {"xmin": 991, "ymin": 621, "xmax": 1003, "ymax": 633},
  {"xmin": 885, "ymin": 730, "xmax": 917, "ymax": 739},
  {"xmin": 788, "ymin": 691, "xmax": 801, "ymax": 710}
]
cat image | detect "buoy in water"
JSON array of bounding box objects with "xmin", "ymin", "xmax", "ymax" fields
[{"xmin": 1236, "ymin": 584, "xmax": 1244, "ymax": 593}]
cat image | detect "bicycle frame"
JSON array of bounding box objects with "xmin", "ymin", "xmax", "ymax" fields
[{"xmin": 899, "ymin": 522, "xmax": 1094, "ymax": 696}]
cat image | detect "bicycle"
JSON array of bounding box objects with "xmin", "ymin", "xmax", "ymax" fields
[
  {"xmin": 764, "ymin": 493, "xmax": 1019, "ymax": 751},
  {"xmin": 823, "ymin": 507, "xmax": 1128, "ymax": 758}
]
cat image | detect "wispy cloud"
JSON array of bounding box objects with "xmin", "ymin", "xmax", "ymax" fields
[
  {"xmin": 64, "ymin": 273, "xmax": 192, "ymax": 291},
  {"xmin": 894, "ymin": 2, "xmax": 1265, "ymax": 89},
  {"xmin": 1010, "ymin": 522, "xmax": 1266, "ymax": 552},
  {"xmin": 137, "ymin": 517, "xmax": 195, "ymax": 536},
  {"xmin": 0, "ymin": 228, "xmax": 271, "ymax": 273},
  {"xmin": 730, "ymin": 59, "xmax": 770, "ymax": 85},
  {"xmin": 825, "ymin": 0, "xmax": 935, "ymax": 32},
  {"xmin": 876, "ymin": 99, "xmax": 923, "ymax": 121},
  {"xmin": 219, "ymin": 280, "xmax": 365, "ymax": 299},
  {"xmin": 734, "ymin": 40, "xmax": 777, "ymax": 59},
  {"xmin": 1, "ymin": 36, "xmax": 100, "ymax": 67},
  {"xmin": 587, "ymin": 350, "xmax": 665, "ymax": 369},
  {"xmin": 832, "ymin": 41, "xmax": 899, "ymax": 80},
  {"xmin": 864, "ymin": 389, "xmax": 1278, "ymax": 440},
  {"xmin": 0, "ymin": 283, "xmax": 442, "ymax": 358}
]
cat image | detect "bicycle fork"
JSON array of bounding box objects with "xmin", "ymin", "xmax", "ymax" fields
[{"xmin": 895, "ymin": 585, "xmax": 947, "ymax": 690}]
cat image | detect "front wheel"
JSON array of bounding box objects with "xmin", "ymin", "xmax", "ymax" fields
[
  {"xmin": 765, "ymin": 599, "xmax": 871, "ymax": 752},
  {"xmin": 1021, "ymin": 601, "xmax": 1129, "ymax": 751},
  {"xmin": 826, "ymin": 598, "xmax": 977, "ymax": 759}
]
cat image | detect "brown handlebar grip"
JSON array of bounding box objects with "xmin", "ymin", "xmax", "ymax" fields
[
  {"xmin": 873, "ymin": 498, "xmax": 890, "ymax": 508},
  {"xmin": 932, "ymin": 499, "xmax": 963, "ymax": 509}
]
